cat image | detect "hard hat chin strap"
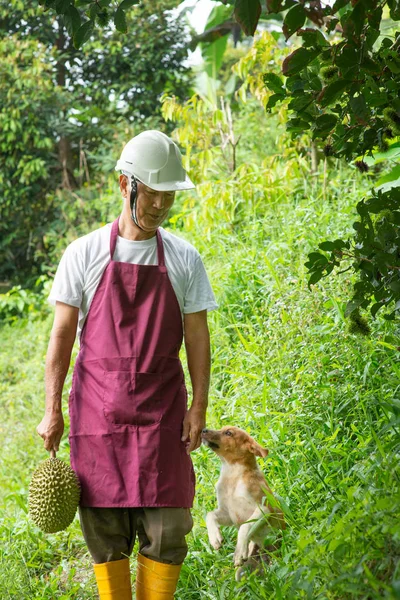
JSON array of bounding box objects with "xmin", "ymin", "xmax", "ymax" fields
[{"xmin": 128, "ymin": 174, "xmax": 146, "ymax": 231}]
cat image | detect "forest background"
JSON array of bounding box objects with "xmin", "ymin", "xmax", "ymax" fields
[{"xmin": 0, "ymin": 0, "xmax": 399, "ymax": 598}]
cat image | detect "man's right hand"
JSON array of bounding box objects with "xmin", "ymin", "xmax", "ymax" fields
[{"xmin": 36, "ymin": 411, "xmax": 64, "ymax": 452}]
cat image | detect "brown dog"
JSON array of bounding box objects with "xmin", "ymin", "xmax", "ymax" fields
[{"xmin": 202, "ymin": 426, "xmax": 285, "ymax": 578}]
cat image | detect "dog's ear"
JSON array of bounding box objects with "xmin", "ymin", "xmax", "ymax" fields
[{"xmin": 248, "ymin": 441, "xmax": 269, "ymax": 458}]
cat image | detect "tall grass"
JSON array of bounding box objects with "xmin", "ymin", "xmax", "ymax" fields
[{"xmin": 1, "ymin": 127, "xmax": 399, "ymax": 598}]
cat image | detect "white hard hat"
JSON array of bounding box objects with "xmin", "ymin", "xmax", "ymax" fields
[{"xmin": 115, "ymin": 130, "xmax": 195, "ymax": 192}]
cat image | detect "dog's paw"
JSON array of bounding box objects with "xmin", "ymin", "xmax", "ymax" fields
[
  {"xmin": 233, "ymin": 545, "xmax": 248, "ymax": 567},
  {"xmin": 235, "ymin": 557, "xmax": 262, "ymax": 582},
  {"xmin": 209, "ymin": 530, "xmax": 223, "ymax": 550}
]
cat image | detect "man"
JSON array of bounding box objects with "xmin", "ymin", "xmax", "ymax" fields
[{"xmin": 36, "ymin": 130, "xmax": 217, "ymax": 599}]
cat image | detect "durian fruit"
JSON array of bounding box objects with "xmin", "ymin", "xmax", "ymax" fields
[
  {"xmin": 29, "ymin": 451, "xmax": 81, "ymax": 533},
  {"xmin": 321, "ymin": 65, "xmax": 339, "ymax": 81},
  {"xmin": 348, "ymin": 309, "xmax": 371, "ymax": 336}
]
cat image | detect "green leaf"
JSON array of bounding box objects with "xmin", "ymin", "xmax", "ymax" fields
[
  {"xmin": 73, "ymin": 19, "xmax": 94, "ymax": 48},
  {"xmin": 345, "ymin": 298, "xmax": 363, "ymax": 316},
  {"xmin": 298, "ymin": 28, "xmax": 329, "ymax": 48},
  {"xmin": 389, "ymin": 279, "xmax": 400, "ymax": 293},
  {"xmin": 286, "ymin": 76, "xmax": 305, "ymax": 92},
  {"xmin": 201, "ymin": 36, "xmax": 229, "ymax": 79},
  {"xmin": 114, "ymin": 6, "xmax": 127, "ymax": 33},
  {"xmin": 349, "ymin": 1, "xmax": 366, "ymax": 37},
  {"xmin": 287, "ymin": 117, "xmax": 312, "ymax": 132},
  {"xmin": 365, "ymin": 27, "xmax": 380, "ymax": 50},
  {"xmin": 282, "ymin": 47, "xmax": 320, "ymax": 76},
  {"xmin": 388, "ymin": 0, "xmax": 400, "ymax": 19},
  {"xmin": 319, "ymin": 241, "xmax": 336, "ymax": 251},
  {"xmin": 263, "ymin": 73, "xmax": 285, "ymax": 94},
  {"xmin": 376, "ymin": 165, "xmax": 400, "ymax": 191},
  {"xmin": 67, "ymin": 5, "xmax": 81, "ymax": 35},
  {"xmin": 335, "ymin": 44, "xmax": 358, "ymax": 69},
  {"xmin": 118, "ymin": 0, "xmax": 139, "ymax": 8},
  {"xmin": 234, "ymin": 0, "xmax": 261, "ymax": 37},
  {"xmin": 349, "ymin": 93, "xmax": 368, "ymax": 120},
  {"xmin": 89, "ymin": 3, "xmax": 100, "ymax": 19},
  {"xmin": 288, "ymin": 93, "xmax": 313, "ymax": 111},
  {"xmin": 362, "ymin": 143, "xmax": 400, "ymax": 166},
  {"xmin": 305, "ymin": 252, "xmax": 330, "ymax": 270},
  {"xmin": 331, "ymin": 0, "xmax": 348, "ymax": 12},
  {"xmin": 361, "ymin": 55, "xmax": 381, "ymax": 73},
  {"xmin": 282, "ymin": 3, "xmax": 306, "ymax": 40},
  {"xmin": 266, "ymin": 93, "xmax": 285, "ymax": 111},
  {"xmin": 205, "ymin": 3, "xmax": 233, "ymax": 30},
  {"xmin": 317, "ymin": 79, "xmax": 351, "ymax": 107},
  {"xmin": 266, "ymin": 0, "xmax": 283, "ymax": 12},
  {"xmin": 308, "ymin": 251, "xmax": 329, "ymax": 265},
  {"xmin": 314, "ymin": 113, "xmax": 337, "ymax": 137},
  {"xmin": 54, "ymin": 0, "xmax": 71, "ymax": 15},
  {"xmin": 308, "ymin": 269, "xmax": 324, "ymax": 288},
  {"xmin": 371, "ymin": 302, "xmax": 384, "ymax": 317}
]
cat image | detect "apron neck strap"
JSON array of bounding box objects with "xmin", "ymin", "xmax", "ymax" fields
[
  {"xmin": 110, "ymin": 217, "xmax": 165, "ymax": 267},
  {"xmin": 110, "ymin": 217, "xmax": 119, "ymax": 259},
  {"xmin": 156, "ymin": 229, "xmax": 165, "ymax": 267}
]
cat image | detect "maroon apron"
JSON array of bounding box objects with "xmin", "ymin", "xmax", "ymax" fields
[{"xmin": 68, "ymin": 216, "xmax": 195, "ymax": 507}]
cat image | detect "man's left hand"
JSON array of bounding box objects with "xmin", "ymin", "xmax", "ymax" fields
[{"xmin": 181, "ymin": 406, "xmax": 206, "ymax": 454}]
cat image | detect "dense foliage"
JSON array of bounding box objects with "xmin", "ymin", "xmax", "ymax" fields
[
  {"xmin": 200, "ymin": 0, "xmax": 400, "ymax": 319},
  {"xmin": 0, "ymin": 0, "xmax": 192, "ymax": 284},
  {"xmin": 306, "ymin": 186, "xmax": 400, "ymax": 321}
]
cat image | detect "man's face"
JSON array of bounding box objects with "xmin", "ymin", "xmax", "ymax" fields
[{"xmin": 135, "ymin": 182, "xmax": 175, "ymax": 231}]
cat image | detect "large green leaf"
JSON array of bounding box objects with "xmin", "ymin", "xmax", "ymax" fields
[
  {"xmin": 73, "ymin": 19, "xmax": 94, "ymax": 48},
  {"xmin": 263, "ymin": 73, "xmax": 285, "ymax": 94},
  {"xmin": 234, "ymin": 0, "xmax": 261, "ymax": 36},
  {"xmin": 298, "ymin": 27, "xmax": 329, "ymax": 48},
  {"xmin": 362, "ymin": 143, "xmax": 400, "ymax": 166},
  {"xmin": 114, "ymin": 6, "xmax": 127, "ymax": 33},
  {"xmin": 317, "ymin": 79, "xmax": 351, "ymax": 107},
  {"xmin": 199, "ymin": 3, "xmax": 233, "ymax": 78},
  {"xmin": 282, "ymin": 3, "xmax": 306, "ymax": 40},
  {"xmin": 202, "ymin": 35, "xmax": 229, "ymax": 80},
  {"xmin": 376, "ymin": 165, "xmax": 400, "ymax": 191},
  {"xmin": 205, "ymin": 3, "xmax": 234, "ymax": 30},
  {"xmin": 313, "ymin": 113, "xmax": 338, "ymax": 137},
  {"xmin": 63, "ymin": 5, "xmax": 81, "ymax": 37},
  {"xmin": 282, "ymin": 47, "xmax": 320, "ymax": 76},
  {"xmin": 118, "ymin": 0, "xmax": 139, "ymax": 8}
]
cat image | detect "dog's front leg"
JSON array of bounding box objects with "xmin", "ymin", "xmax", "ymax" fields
[
  {"xmin": 206, "ymin": 509, "xmax": 231, "ymax": 550},
  {"xmin": 234, "ymin": 508, "xmax": 263, "ymax": 567}
]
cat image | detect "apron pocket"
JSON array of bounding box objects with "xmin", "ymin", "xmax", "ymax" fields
[{"xmin": 103, "ymin": 371, "xmax": 163, "ymax": 426}]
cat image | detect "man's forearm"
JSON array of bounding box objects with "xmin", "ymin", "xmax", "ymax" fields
[
  {"xmin": 185, "ymin": 332, "xmax": 211, "ymax": 413},
  {"xmin": 44, "ymin": 330, "xmax": 75, "ymax": 414}
]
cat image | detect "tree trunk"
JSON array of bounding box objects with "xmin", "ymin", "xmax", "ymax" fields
[{"xmin": 56, "ymin": 19, "xmax": 76, "ymax": 190}]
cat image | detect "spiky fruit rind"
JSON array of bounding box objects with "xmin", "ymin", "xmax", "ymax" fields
[
  {"xmin": 28, "ymin": 457, "xmax": 81, "ymax": 533},
  {"xmin": 321, "ymin": 65, "xmax": 339, "ymax": 81},
  {"xmin": 383, "ymin": 108, "xmax": 400, "ymax": 135},
  {"xmin": 348, "ymin": 310, "xmax": 371, "ymax": 336},
  {"xmin": 355, "ymin": 160, "xmax": 369, "ymax": 173}
]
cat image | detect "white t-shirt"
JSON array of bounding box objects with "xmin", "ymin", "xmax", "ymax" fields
[{"xmin": 48, "ymin": 223, "xmax": 218, "ymax": 344}]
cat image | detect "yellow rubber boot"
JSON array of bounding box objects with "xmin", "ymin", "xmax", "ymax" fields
[
  {"xmin": 93, "ymin": 557, "xmax": 132, "ymax": 599},
  {"xmin": 136, "ymin": 553, "xmax": 182, "ymax": 599}
]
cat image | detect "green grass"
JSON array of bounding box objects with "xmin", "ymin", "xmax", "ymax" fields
[{"xmin": 1, "ymin": 158, "xmax": 399, "ymax": 599}]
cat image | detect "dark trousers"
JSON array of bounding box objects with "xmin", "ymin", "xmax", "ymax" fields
[{"xmin": 78, "ymin": 506, "xmax": 193, "ymax": 565}]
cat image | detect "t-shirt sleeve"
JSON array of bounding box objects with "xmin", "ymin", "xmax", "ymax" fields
[
  {"xmin": 47, "ymin": 242, "xmax": 85, "ymax": 308},
  {"xmin": 184, "ymin": 254, "xmax": 218, "ymax": 314}
]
